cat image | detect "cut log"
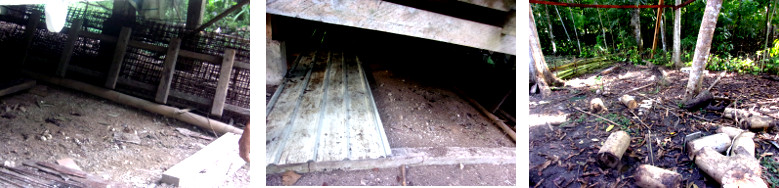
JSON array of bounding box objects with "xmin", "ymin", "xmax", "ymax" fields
[
  {"xmin": 694, "ymin": 147, "xmax": 767, "ymax": 187},
  {"xmin": 732, "ymin": 132, "xmax": 756, "ymax": 158},
  {"xmin": 716, "ymin": 126, "xmax": 745, "ymax": 139},
  {"xmin": 722, "ymin": 107, "xmax": 775, "ymax": 129},
  {"xmin": 687, "ymin": 133, "xmax": 731, "ymax": 157},
  {"xmin": 682, "ymin": 90, "xmax": 713, "ymax": 110},
  {"xmin": 634, "ymin": 164, "xmax": 682, "ymax": 188},
  {"xmin": 597, "ymin": 131, "xmax": 630, "ymax": 168},
  {"xmin": 620, "ymin": 95, "xmax": 638, "ymax": 110},
  {"xmin": 590, "ymin": 98, "xmax": 608, "ymax": 113}
]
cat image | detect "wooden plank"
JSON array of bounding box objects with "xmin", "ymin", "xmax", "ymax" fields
[
  {"xmin": 56, "ymin": 19, "xmax": 83, "ymax": 77},
  {"xmin": 0, "ymin": 79, "xmax": 35, "ymax": 98},
  {"xmin": 234, "ymin": 62, "xmax": 250, "ymax": 69},
  {"xmin": 68, "ymin": 65, "xmax": 105, "ymax": 78},
  {"xmin": 155, "ymin": 38, "xmax": 182, "ymax": 104},
  {"xmin": 105, "ymin": 27, "xmax": 132, "ymax": 89},
  {"xmin": 266, "ymin": 51, "xmax": 316, "ymax": 165},
  {"xmin": 344, "ymin": 53, "xmax": 389, "ymax": 160},
  {"xmin": 210, "ymin": 49, "xmax": 236, "ymax": 117},
  {"xmin": 78, "ymin": 31, "xmax": 118, "ymax": 43},
  {"xmin": 127, "ymin": 40, "xmax": 166, "ymax": 52},
  {"xmin": 267, "ymin": 147, "xmax": 516, "ymax": 174},
  {"xmin": 277, "ymin": 51, "xmax": 331, "ymax": 164},
  {"xmin": 179, "ymin": 49, "xmax": 221, "ymax": 63},
  {"xmin": 316, "ymin": 52, "xmax": 349, "ymax": 162},
  {"xmin": 20, "ymin": 11, "xmax": 41, "ymax": 66},
  {"xmin": 161, "ymin": 132, "xmax": 245, "ymax": 187},
  {"xmin": 458, "ymin": 0, "xmax": 514, "ymax": 11},
  {"xmin": 266, "ymin": 0, "xmax": 516, "ymax": 55}
]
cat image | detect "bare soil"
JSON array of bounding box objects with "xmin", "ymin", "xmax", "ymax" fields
[
  {"xmin": 265, "ymin": 60, "xmax": 516, "ymax": 186},
  {"xmin": 529, "ymin": 61, "xmax": 779, "ymax": 187},
  {"xmin": 0, "ymin": 84, "xmax": 249, "ymax": 187}
]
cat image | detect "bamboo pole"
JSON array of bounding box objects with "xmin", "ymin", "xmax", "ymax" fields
[
  {"xmin": 651, "ymin": 0, "xmax": 665, "ymax": 58},
  {"xmin": 454, "ymin": 88, "xmax": 515, "ymax": 142},
  {"xmin": 22, "ymin": 71, "xmax": 243, "ymax": 135}
]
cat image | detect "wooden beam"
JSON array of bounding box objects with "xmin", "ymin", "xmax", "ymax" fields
[
  {"xmin": 186, "ymin": 0, "xmax": 207, "ymax": 29},
  {"xmin": 651, "ymin": 0, "xmax": 665, "ymax": 58},
  {"xmin": 116, "ymin": 77, "xmax": 250, "ymax": 116},
  {"xmin": 105, "ymin": 27, "xmax": 132, "ymax": 89},
  {"xmin": 78, "ymin": 31, "xmax": 117, "ymax": 43},
  {"xmin": 458, "ymin": 0, "xmax": 514, "ymax": 11},
  {"xmin": 211, "ymin": 49, "xmax": 236, "ymax": 117},
  {"xmin": 68, "ymin": 65, "xmax": 105, "ymax": 78},
  {"xmin": 56, "ymin": 19, "xmax": 83, "ymax": 77},
  {"xmin": 188, "ymin": 0, "xmax": 250, "ymax": 36},
  {"xmin": 20, "ymin": 11, "xmax": 41, "ymax": 66},
  {"xmin": 161, "ymin": 132, "xmax": 245, "ymax": 187},
  {"xmin": 179, "ymin": 49, "xmax": 221, "ymax": 63},
  {"xmin": 155, "ymin": 38, "xmax": 182, "ymax": 104},
  {"xmin": 128, "ymin": 40, "xmax": 166, "ymax": 52},
  {"xmin": 0, "ymin": 79, "xmax": 35, "ymax": 98},
  {"xmin": 267, "ymin": 147, "xmax": 515, "ymax": 174},
  {"xmin": 266, "ymin": 0, "xmax": 515, "ymax": 55},
  {"xmin": 454, "ymin": 87, "xmax": 515, "ymax": 141}
]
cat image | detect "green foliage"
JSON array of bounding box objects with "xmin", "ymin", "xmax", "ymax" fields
[
  {"xmin": 203, "ymin": 0, "xmax": 249, "ymax": 37},
  {"xmin": 600, "ymin": 113, "xmax": 632, "ymax": 133},
  {"xmin": 761, "ymin": 157, "xmax": 779, "ymax": 187},
  {"xmin": 706, "ymin": 55, "xmax": 761, "ymax": 75}
]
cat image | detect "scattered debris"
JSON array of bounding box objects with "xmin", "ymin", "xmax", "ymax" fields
[
  {"xmin": 175, "ymin": 128, "xmax": 214, "ymax": 141},
  {"xmin": 694, "ymin": 147, "xmax": 767, "ymax": 187},
  {"xmin": 282, "ymin": 170, "xmax": 301, "ymax": 186},
  {"xmin": 56, "ymin": 158, "xmax": 83, "ymax": 172}
]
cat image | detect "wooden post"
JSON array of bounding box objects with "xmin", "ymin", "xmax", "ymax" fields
[
  {"xmin": 650, "ymin": 0, "xmax": 665, "ymax": 58},
  {"xmin": 155, "ymin": 38, "xmax": 182, "ymax": 104},
  {"xmin": 211, "ymin": 49, "xmax": 236, "ymax": 117},
  {"xmin": 186, "ymin": 0, "xmax": 207, "ymax": 29},
  {"xmin": 20, "ymin": 11, "xmax": 42, "ymax": 66},
  {"xmin": 105, "ymin": 27, "xmax": 132, "ymax": 89},
  {"xmin": 57, "ymin": 19, "xmax": 83, "ymax": 77}
]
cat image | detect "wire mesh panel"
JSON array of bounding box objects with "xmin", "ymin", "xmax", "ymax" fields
[
  {"xmin": 171, "ymin": 57, "xmax": 220, "ymax": 100},
  {"xmin": 227, "ymin": 68, "xmax": 250, "ymax": 108},
  {"xmin": 120, "ymin": 46, "xmax": 165, "ymax": 85}
]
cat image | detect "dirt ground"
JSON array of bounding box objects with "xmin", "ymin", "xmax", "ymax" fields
[
  {"xmin": 0, "ymin": 84, "xmax": 249, "ymax": 187},
  {"xmin": 529, "ymin": 61, "xmax": 779, "ymax": 187},
  {"xmin": 265, "ymin": 59, "xmax": 516, "ymax": 186}
]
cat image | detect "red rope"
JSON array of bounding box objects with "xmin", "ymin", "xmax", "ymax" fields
[{"xmin": 530, "ymin": 0, "xmax": 696, "ymax": 10}]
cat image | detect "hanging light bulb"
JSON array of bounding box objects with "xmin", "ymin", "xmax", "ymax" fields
[{"xmin": 44, "ymin": 0, "xmax": 68, "ymax": 32}]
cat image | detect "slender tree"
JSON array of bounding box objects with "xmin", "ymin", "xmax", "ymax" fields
[
  {"xmin": 596, "ymin": 2, "xmax": 609, "ymax": 51},
  {"xmin": 544, "ymin": 5, "xmax": 558, "ymax": 54},
  {"xmin": 685, "ymin": 0, "xmax": 724, "ymax": 101},
  {"xmin": 631, "ymin": 2, "xmax": 643, "ymax": 51},
  {"xmin": 673, "ymin": 0, "xmax": 682, "ymax": 67},
  {"xmin": 567, "ymin": 0, "xmax": 582, "ymax": 53},
  {"xmin": 554, "ymin": 6, "xmax": 572, "ymax": 42}
]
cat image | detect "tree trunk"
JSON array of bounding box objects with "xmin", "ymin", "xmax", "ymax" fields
[
  {"xmin": 631, "ymin": 5, "xmax": 643, "ymax": 51},
  {"xmin": 684, "ymin": 0, "xmax": 723, "ymax": 101},
  {"xmin": 596, "ymin": 3, "xmax": 608, "ymax": 50},
  {"xmin": 567, "ymin": 1, "xmax": 582, "ymax": 53},
  {"xmin": 530, "ymin": 8, "xmax": 564, "ymax": 98},
  {"xmin": 764, "ymin": 0, "xmax": 778, "ymax": 62},
  {"xmin": 661, "ymin": 17, "xmax": 667, "ymax": 51},
  {"xmin": 544, "ymin": 5, "xmax": 557, "ymax": 54},
  {"xmin": 673, "ymin": 0, "xmax": 682, "ymax": 68}
]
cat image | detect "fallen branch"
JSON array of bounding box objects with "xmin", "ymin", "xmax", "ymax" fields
[
  {"xmin": 573, "ymin": 107, "xmax": 621, "ymax": 128},
  {"xmin": 620, "ymin": 95, "xmax": 638, "ymax": 109}
]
